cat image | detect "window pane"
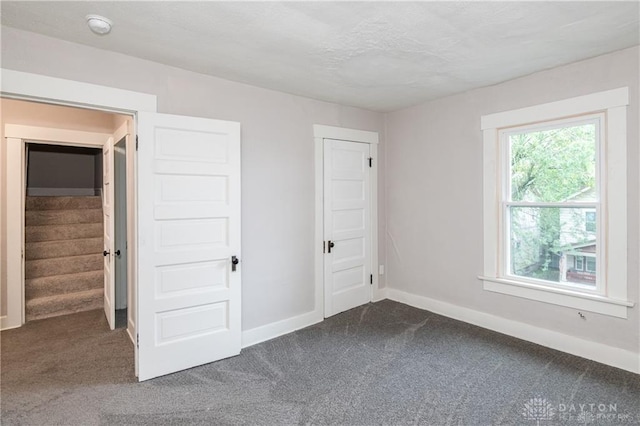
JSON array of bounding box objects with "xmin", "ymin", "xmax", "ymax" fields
[
  {"xmin": 509, "ymin": 123, "xmax": 597, "ymax": 202},
  {"xmin": 509, "ymin": 207, "xmax": 596, "ymax": 287}
]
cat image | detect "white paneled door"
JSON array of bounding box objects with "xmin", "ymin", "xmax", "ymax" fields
[
  {"xmin": 102, "ymin": 137, "xmax": 116, "ymax": 330},
  {"xmin": 137, "ymin": 112, "xmax": 241, "ymax": 381},
  {"xmin": 323, "ymin": 139, "xmax": 372, "ymax": 317}
]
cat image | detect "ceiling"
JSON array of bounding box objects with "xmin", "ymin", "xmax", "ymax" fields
[{"xmin": 1, "ymin": 2, "xmax": 638, "ymax": 112}]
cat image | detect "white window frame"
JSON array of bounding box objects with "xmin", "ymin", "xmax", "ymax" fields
[{"xmin": 479, "ymin": 87, "xmax": 633, "ymax": 318}]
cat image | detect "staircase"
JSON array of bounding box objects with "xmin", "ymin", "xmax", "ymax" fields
[{"xmin": 25, "ymin": 196, "xmax": 104, "ymax": 322}]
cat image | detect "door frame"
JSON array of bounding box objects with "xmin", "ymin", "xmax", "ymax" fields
[
  {"xmin": 313, "ymin": 124, "xmax": 381, "ymax": 318},
  {"xmin": 4, "ymin": 127, "xmax": 110, "ymax": 328},
  {"xmin": 1, "ymin": 69, "xmax": 156, "ymax": 341}
]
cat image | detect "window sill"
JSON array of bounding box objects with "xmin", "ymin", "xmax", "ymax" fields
[{"xmin": 478, "ymin": 276, "xmax": 634, "ymax": 319}]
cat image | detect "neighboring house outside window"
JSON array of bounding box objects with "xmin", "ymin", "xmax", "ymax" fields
[
  {"xmin": 557, "ymin": 187, "xmax": 596, "ymax": 286},
  {"xmin": 585, "ymin": 211, "xmax": 596, "ymax": 233},
  {"xmin": 480, "ymin": 88, "xmax": 632, "ymax": 318}
]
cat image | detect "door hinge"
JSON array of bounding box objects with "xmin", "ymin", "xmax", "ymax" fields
[
  {"xmin": 136, "ymin": 135, "xmax": 139, "ymax": 151},
  {"xmin": 370, "ymin": 274, "xmax": 373, "ymax": 285},
  {"xmin": 323, "ymin": 241, "xmax": 326, "ymax": 254},
  {"xmin": 136, "ymin": 334, "xmax": 139, "ymax": 348},
  {"xmin": 368, "ymin": 157, "xmax": 372, "ymax": 168}
]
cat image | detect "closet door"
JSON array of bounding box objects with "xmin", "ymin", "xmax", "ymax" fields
[{"xmin": 323, "ymin": 138, "xmax": 372, "ymax": 317}]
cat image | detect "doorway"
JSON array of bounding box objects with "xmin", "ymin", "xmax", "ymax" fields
[
  {"xmin": 24, "ymin": 143, "xmax": 104, "ymax": 323},
  {"xmin": 3, "ymin": 98, "xmax": 134, "ymax": 335}
]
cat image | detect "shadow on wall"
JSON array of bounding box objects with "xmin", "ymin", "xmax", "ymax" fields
[{"xmin": 27, "ymin": 144, "xmax": 102, "ymax": 196}]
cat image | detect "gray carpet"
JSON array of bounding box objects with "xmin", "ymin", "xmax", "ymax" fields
[
  {"xmin": 1, "ymin": 300, "xmax": 639, "ymax": 425},
  {"xmin": 115, "ymin": 308, "xmax": 128, "ymax": 329}
]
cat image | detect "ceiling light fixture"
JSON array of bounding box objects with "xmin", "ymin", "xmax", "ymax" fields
[{"xmin": 86, "ymin": 14, "xmax": 113, "ymax": 35}]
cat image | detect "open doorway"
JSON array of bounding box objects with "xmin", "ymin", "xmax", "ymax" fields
[
  {"xmin": 24, "ymin": 143, "xmax": 105, "ymax": 322},
  {"xmin": 2, "ymin": 98, "xmax": 134, "ymax": 337}
]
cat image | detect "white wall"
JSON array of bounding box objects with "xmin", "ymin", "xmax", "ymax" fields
[
  {"xmin": 0, "ymin": 27, "xmax": 386, "ymax": 331},
  {"xmin": 385, "ymin": 46, "xmax": 639, "ymax": 353}
]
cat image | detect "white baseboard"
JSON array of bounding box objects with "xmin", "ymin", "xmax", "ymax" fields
[
  {"xmin": 242, "ymin": 309, "xmax": 323, "ymax": 349},
  {"xmin": 0, "ymin": 315, "xmax": 21, "ymax": 331},
  {"xmin": 373, "ymin": 287, "xmax": 388, "ymax": 302},
  {"xmin": 27, "ymin": 187, "xmax": 100, "ymax": 196},
  {"xmin": 240, "ymin": 287, "xmax": 387, "ymax": 349},
  {"xmin": 386, "ymin": 288, "xmax": 640, "ymax": 374}
]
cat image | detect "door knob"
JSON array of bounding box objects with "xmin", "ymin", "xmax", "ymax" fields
[
  {"xmin": 103, "ymin": 250, "xmax": 110, "ymax": 257},
  {"xmin": 328, "ymin": 241, "xmax": 335, "ymax": 253},
  {"xmin": 115, "ymin": 249, "xmax": 121, "ymax": 256},
  {"xmin": 231, "ymin": 255, "xmax": 240, "ymax": 272}
]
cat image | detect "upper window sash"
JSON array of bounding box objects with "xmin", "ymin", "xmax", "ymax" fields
[{"xmin": 499, "ymin": 114, "xmax": 603, "ymax": 205}]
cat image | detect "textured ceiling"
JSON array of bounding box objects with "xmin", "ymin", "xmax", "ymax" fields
[{"xmin": 1, "ymin": 2, "xmax": 638, "ymax": 112}]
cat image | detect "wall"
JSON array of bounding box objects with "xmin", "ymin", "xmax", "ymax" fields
[
  {"xmin": 385, "ymin": 46, "xmax": 639, "ymax": 354},
  {"xmin": 0, "ymin": 27, "xmax": 386, "ymax": 331},
  {"xmin": 27, "ymin": 145, "xmax": 101, "ymax": 195},
  {"xmin": 0, "ymin": 98, "xmax": 118, "ymax": 316}
]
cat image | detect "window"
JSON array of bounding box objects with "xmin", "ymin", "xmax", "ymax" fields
[
  {"xmin": 504, "ymin": 116, "xmax": 600, "ymax": 290},
  {"xmin": 480, "ymin": 88, "xmax": 632, "ymax": 318}
]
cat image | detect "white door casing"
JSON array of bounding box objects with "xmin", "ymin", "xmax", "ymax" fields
[
  {"xmin": 103, "ymin": 137, "xmax": 116, "ymax": 330},
  {"xmin": 323, "ymin": 139, "xmax": 372, "ymax": 317},
  {"xmin": 5, "ymin": 138, "xmax": 26, "ymax": 329},
  {"xmin": 137, "ymin": 112, "xmax": 242, "ymax": 381}
]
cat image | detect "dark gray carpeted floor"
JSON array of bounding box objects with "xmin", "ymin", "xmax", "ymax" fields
[{"xmin": 1, "ymin": 300, "xmax": 639, "ymax": 425}]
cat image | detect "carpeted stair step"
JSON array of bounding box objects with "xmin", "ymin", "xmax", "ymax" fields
[
  {"xmin": 26, "ymin": 196, "xmax": 102, "ymax": 211},
  {"xmin": 25, "ymin": 237, "xmax": 103, "ymax": 260},
  {"xmin": 26, "ymin": 254, "xmax": 103, "ymax": 279},
  {"xmin": 26, "ymin": 270, "xmax": 103, "ymax": 299},
  {"xmin": 23, "ymin": 196, "xmax": 106, "ymax": 323},
  {"xmin": 25, "ymin": 288, "xmax": 103, "ymax": 322},
  {"xmin": 26, "ymin": 209, "xmax": 102, "ymax": 226},
  {"xmin": 25, "ymin": 223, "xmax": 103, "ymax": 243}
]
